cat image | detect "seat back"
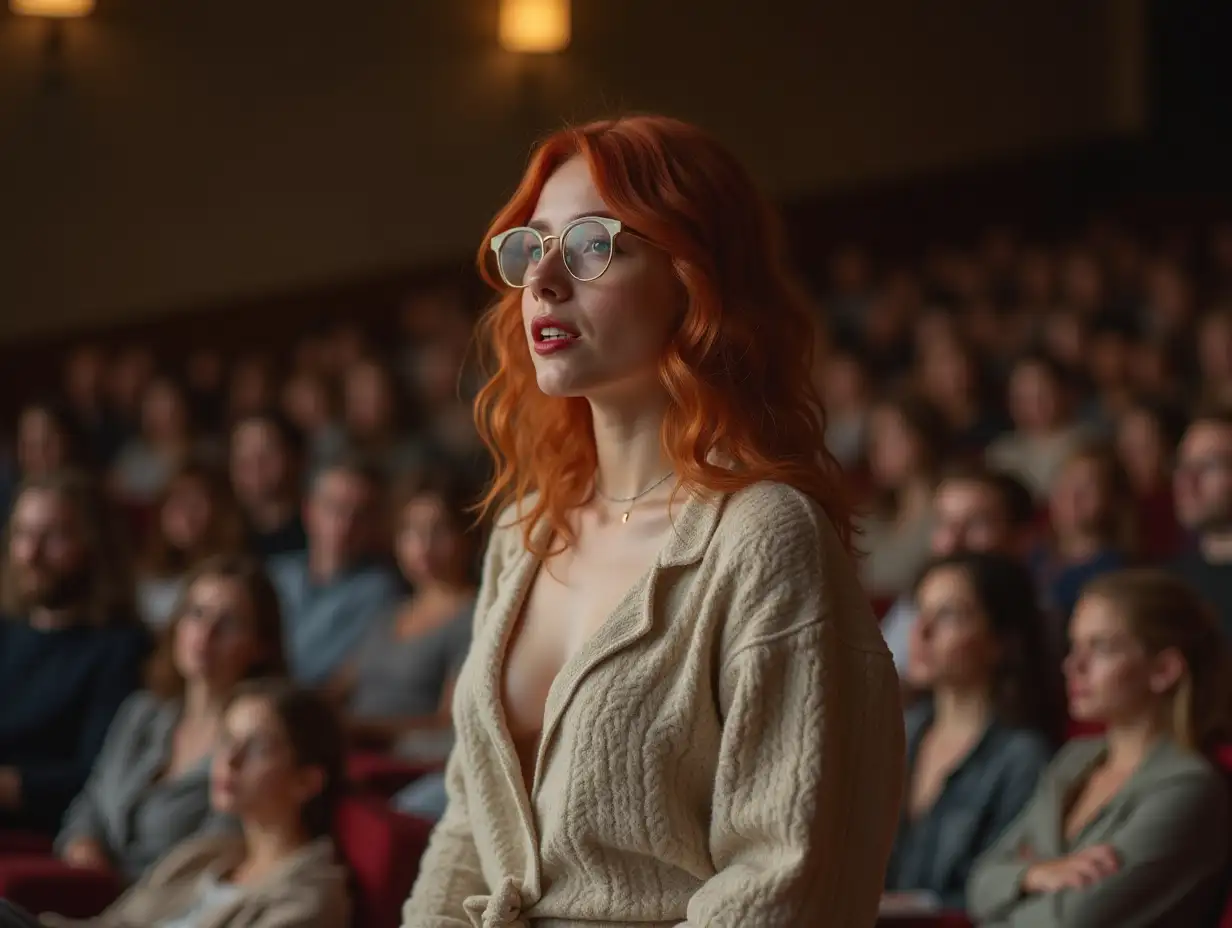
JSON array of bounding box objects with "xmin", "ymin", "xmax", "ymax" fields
[{"xmin": 334, "ymin": 794, "xmax": 435, "ymax": 928}]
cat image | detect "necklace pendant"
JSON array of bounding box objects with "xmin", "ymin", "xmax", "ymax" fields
[{"xmin": 621, "ymin": 510, "xmax": 630, "ymax": 524}]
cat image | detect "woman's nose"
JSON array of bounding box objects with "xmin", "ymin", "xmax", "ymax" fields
[{"xmin": 527, "ymin": 244, "xmax": 573, "ymax": 304}]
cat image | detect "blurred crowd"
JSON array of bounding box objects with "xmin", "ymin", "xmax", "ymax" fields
[{"xmin": 3, "ymin": 212, "xmax": 1232, "ymax": 924}]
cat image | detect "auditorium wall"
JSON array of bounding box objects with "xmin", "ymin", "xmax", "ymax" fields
[{"xmin": 0, "ymin": 0, "xmax": 1145, "ymax": 341}]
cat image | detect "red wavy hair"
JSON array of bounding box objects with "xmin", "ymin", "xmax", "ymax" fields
[{"xmin": 472, "ymin": 115, "xmax": 853, "ymax": 556}]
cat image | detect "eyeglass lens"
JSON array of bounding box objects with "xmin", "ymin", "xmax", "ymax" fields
[{"xmin": 497, "ymin": 219, "xmax": 614, "ymax": 286}]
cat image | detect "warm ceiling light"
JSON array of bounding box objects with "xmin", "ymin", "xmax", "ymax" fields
[
  {"xmin": 10, "ymin": 0, "xmax": 95, "ymax": 17},
  {"xmin": 499, "ymin": 0, "xmax": 570, "ymax": 54}
]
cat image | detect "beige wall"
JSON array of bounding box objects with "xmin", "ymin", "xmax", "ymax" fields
[{"xmin": 0, "ymin": 0, "xmax": 1144, "ymax": 341}]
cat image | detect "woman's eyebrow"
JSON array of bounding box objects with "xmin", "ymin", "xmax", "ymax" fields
[{"xmin": 527, "ymin": 210, "xmax": 618, "ymax": 233}]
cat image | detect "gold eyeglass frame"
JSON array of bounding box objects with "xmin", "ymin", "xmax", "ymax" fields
[{"xmin": 489, "ymin": 216, "xmax": 647, "ymax": 288}]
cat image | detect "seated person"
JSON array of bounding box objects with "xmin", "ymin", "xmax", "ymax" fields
[
  {"xmin": 228, "ymin": 412, "xmax": 308, "ymax": 561},
  {"xmin": 880, "ymin": 463, "xmax": 1036, "ymax": 675},
  {"xmin": 882, "ymin": 552, "xmax": 1060, "ymax": 912},
  {"xmin": 136, "ymin": 463, "xmax": 246, "ymax": 629},
  {"xmin": 37, "ymin": 680, "xmax": 351, "ymax": 928},
  {"xmin": 967, "ymin": 570, "xmax": 1230, "ymax": 927},
  {"xmin": 1030, "ymin": 442, "xmax": 1130, "ymax": 631},
  {"xmin": 0, "ymin": 472, "xmax": 149, "ymax": 833},
  {"xmin": 266, "ymin": 455, "xmax": 400, "ymax": 686},
  {"xmin": 329, "ymin": 471, "xmax": 477, "ymax": 754},
  {"xmin": 55, "ymin": 555, "xmax": 287, "ymax": 882}
]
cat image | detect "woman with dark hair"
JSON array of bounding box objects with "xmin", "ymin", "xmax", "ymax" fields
[
  {"xmin": 329, "ymin": 469, "xmax": 480, "ymax": 753},
  {"xmin": 55, "ymin": 555, "xmax": 287, "ymax": 881},
  {"xmin": 882, "ymin": 552, "xmax": 1060, "ymax": 913},
  {"xmin": 859, "ymin": 394, "xmax": 951, "ymax": 597},
  {"xmin": 33, "ymin": 681, "xmax": 350, "ymax": 928},
  {"xmin": 403, "ymin": 115, "xmax": 903, "ymax": 926},
  {"xmin": 110, "ymin": 375, "xmax": 208, "ymax": 507},
  {"xmin": 1032, "ymin": 441, "xmax": 1133, "ymax": 626},
  {"xmin": 969, "ymin": 570, "xmax": 1230, "ymax": 927},
  {"xmin": 136, "ymin": 463, "xmax": 247, "ymax": 628}
]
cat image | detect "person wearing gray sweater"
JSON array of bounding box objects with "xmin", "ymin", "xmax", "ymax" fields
[{"xmin": 54, "ymin": 555, "xmax": 287, "ymax": 881}]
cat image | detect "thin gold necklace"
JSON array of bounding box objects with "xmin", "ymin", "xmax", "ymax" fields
[{"xmin": 594, "ymin": 470, "xmax": 674, "ymax": 523}]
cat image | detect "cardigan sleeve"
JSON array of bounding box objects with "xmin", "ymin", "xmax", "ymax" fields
[
  {"xmin": 681, "ymin": 490, "xmax": 906, "ymax": 927},
  {"xmin": 971, "ymin": 767, "xmax": 1227, "ymax": 928}
]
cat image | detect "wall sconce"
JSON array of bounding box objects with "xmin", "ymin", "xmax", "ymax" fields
[
  {"xmin": 10, "ymin": 0, "xmax": 95, "ymax": 16},
  {"xmin": 499, "ymin": 0, "xmax": 570, "ymax": 54},
  {"xmin": 9, "ymin": 0, "xmax": 95, "ymax": 91}
]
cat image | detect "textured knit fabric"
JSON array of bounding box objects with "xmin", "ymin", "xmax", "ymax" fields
[
  {"xmin": 402, "ymin": 481, "xmax": 906, "ymax": 928},
  {"xmin": 966, "ymin": 736, "xmax": 1228, "ymax": 928}
]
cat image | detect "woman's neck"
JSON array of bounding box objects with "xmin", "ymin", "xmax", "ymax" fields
[
  {"xmin": 239, "ymin": 820, "xmax": 311, "ymax": 881},
  {"xmin": 182, "ymin": 680, "xmax": 229, "ymax": 724},
  {"xmin": 589, "ymin": 395, "xmax": 675, "ymax": 501},
  {"xmin": 1104, "ymin": 715, "xmax": 1165, "ymax": 772},
  {"xmin": 932, "ymin": 685, "xmax": 994, "ymax": 733}
]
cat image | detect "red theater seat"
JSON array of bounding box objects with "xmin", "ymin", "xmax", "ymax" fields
[
  {"xmin": 335, "ymin": 794, "xmax": 434, "ymax": 928},
  {"xmin": 347, "ymin": 750, "xmax": 440, "ymax": 798},
  {"xmin": 0, "ymin": 832, "xmax": 53, "ymax": 856},
  {"xmin": 0, "ymin": 857, "xmax": 121, "ymax": 918},
  {"xmin": 878, "ymin": 915, "xmax": 973, "ymax": 928}
]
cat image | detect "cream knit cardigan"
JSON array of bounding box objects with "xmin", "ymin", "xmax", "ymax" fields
[{"xmin": 402, "ymin": 481, "xmax": 905, "ymax": 928}]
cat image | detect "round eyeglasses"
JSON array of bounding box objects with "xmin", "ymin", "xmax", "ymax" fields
[{"xmin": 490, "ymin": 216, "xmax": 642, "ymax": 288}]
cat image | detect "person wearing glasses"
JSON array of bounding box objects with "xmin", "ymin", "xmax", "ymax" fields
[{"xmin": 401, "ymin": 116, "xmax": 905, "ymax": 928}]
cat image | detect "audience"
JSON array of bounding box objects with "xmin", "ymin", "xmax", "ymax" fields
[
  {"xmin": 137, "ymin": 464, "xmax": 246, "ymax": 629},
  {"xmin": 55, "ymin": 555, "xmax": 287, "ymax": 882},
  {"xmin": 883, "ymin": 553, "xmax": 1060, "ymax": 912},
  {"xmin": 0, "ymin": 472, "xmax": 149, "ymax": 833},
  {"xmin": 266, "ymin": 456, "xmax": 399, "ymax": 686},
  {"xmin": 967, "ymin": 570, "xmax": 1230, "ymax": 927},
  {"xmin": 2, "ymin": 202, "xmax": 1232, "ymax": 925},
  {"xmin": 36, "ymin": 680, "xmax": 351, "ymax": 927}
]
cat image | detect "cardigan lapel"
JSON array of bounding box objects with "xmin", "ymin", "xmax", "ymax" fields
[
  {"xmin": 465, "ymin": 488, "xmax": 728, "ymax": 901},
  {"xmin": 528, "ymin": 488, "xmax": 725, "ymax": 797}
]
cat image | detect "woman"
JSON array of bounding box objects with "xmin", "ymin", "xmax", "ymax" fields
[
  {"xmin": 859, "ymin": 394, "xmax": 949, "ymax": 598},
  {"xmin": 36, "ymin": 681, "xmax": 350, "ymax": 928},
  {"xmin": 967, "ymin": 570, "xmax": 1230, "ymax": 927},
  {"xmin": 110, "ymin": 376, "xmax": 210, "ymax": 507},
  {"xmin": 402, "ymin": 115, "xmax": 904, "ymax": 927},
  {"xmin": 0, "ymin": 400, "xmax": 83, "ymax": 520},
  {"xmin": 883, "ymin": 553, "xmax": 1060, "ymax": 912},
  {"xmin": 55, "ymin": 555, "xmax": 287, "ymax": 882},
  {"xmin": 136, "ymin": 464, "xmax": 247, "ymax": 628},
  {"xmin": 331, "ymin": 471, "xmax": 478, "ymax": 754},
  {"xmin": 987, "ymin": 353, "xmax": 1089, "ymax": 499}
]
